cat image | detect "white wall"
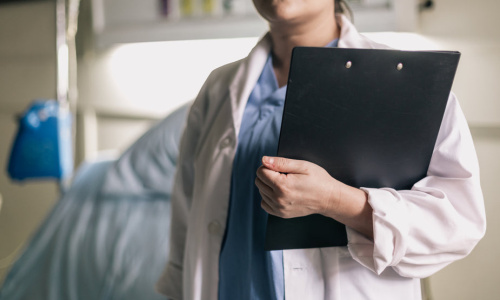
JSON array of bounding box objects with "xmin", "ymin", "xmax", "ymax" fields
[
  {"xmin": 419, "ymin": 0, "xmax": 500, "ymax": 126},
  {"xmin": 0, "ymin": 1, "xmax": 59, "ymax": 285},
  {"xmin": 417, "ymin": 0, "xmax": 500, "ymax": 299}
]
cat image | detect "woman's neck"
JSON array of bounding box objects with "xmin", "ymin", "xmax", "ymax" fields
[{"xmin": 270, "ymin": 14, "xmax": 339, "ymax": 87}]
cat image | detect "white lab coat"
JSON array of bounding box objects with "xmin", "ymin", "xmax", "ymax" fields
[{"xmin": 156, "ymin": 14, "xmax": 486, "ymax": 300}]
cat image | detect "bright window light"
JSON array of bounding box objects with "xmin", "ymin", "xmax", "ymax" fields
[
  {"xmin": 100, "ymin": 33, "xmax": 442, "ymax": 116},
  {"xmin": 363, "ymin": 32, "xmax": 442, "ymax": 50},
  {"xmin": 105, "ymin": 37, "xmax": 259, "ymax": 115}
]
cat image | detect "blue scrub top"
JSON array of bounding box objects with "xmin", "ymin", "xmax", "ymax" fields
[{"xmin": 219, "ymin": 39, "xmax": 339, "ymax": 300}]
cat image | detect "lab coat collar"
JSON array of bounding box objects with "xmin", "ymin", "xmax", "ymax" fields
[
  {"xmin": 337, "ymin": 14, "xmax": 386, "ymax": 49},
  {"xmin": 229, "ymin": 33, "xmax": 272, "ymax": 137}
]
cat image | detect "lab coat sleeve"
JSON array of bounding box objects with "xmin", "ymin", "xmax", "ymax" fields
[
  {"xmin": 346, "ymin": 93, "xmax": 486, "ymax": 278},
  {"xmin": 155, "ymin": 76, "xmax": 211, "ymax": 299}
]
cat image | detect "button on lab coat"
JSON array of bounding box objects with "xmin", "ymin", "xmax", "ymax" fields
[{"xmin": 156, "ymin": 14, "xmax": 486, "ymax": 300}]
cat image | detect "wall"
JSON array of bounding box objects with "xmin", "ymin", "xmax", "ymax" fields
[
  {"xmin": 0, "ymin": 1, "xmax": 59, "ymax": 285},
  {"xmin": 417, "ymin": 0, "xmax": 500, "ymax": 299}
]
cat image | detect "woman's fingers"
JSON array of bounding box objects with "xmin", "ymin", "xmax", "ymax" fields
[
  {"xmin": 255, "ymin": 176, "xmax": 274, "ymax": 198},
  {"xmin": 262, "ymin": 156, "xmax": 310, "ymax": 174},
  {"xmin": 255, "ymin": 156, "xmax": 339, "ymax": 218},
  {"xmin": 256, "ymin": 165, "xmax": 281, "ymax": 189},
  {"xmin": 260, "ymin": 194, "xmax": 278, "ymax": 216}
]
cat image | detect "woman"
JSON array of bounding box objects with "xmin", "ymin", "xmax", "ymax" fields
[{"xmin": 156, "ymin": 0, "xmax": 486, "ymax": 299}]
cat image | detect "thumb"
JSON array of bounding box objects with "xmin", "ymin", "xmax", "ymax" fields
[{"xmin": 262, "ymin": 156, "xmax": 308, "ymax": 174}]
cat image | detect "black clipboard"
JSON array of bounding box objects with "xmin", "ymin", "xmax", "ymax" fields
[{"xmin": 264, "ymin": 47, "xmax": 460, "ymax": 251}]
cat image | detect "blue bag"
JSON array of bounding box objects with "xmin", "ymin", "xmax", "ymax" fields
[{"xmin": 7, "ymin": 99, "xmax": 73, "ymax": 181}]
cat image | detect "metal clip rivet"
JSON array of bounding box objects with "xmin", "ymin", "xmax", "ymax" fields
[
  {"xmin": 397, "ymin": 63, "xmax": 403, "ymax": 71},
  {"xmin": 345, "ymin": 61, "xmax": 352, "ymax": 69}
]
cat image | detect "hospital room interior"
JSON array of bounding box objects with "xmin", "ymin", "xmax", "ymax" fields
[{"xmin": 0, "ymin": 0, "xmax": 499, "ymax": 299}]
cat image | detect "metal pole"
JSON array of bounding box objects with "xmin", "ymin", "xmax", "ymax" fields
[
  {"xmin": 56, "ymin": 0, "xmax": 69, "ymax": 107},
  {"xmin": 56, "ymin": 0, "xmax": 81, "ymax": 191}
]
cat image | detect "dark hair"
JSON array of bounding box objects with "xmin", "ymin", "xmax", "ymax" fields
[{"xmin": 335, "ymin": 0, "xmax": 353, "ymax": 20}]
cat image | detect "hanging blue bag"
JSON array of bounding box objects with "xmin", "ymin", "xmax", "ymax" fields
[{"xmin": 7, "ymin": 99, "xmax": 73, "ymax": 181}]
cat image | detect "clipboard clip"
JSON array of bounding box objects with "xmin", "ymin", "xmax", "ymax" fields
[{"xmin": 345, "ymin": 60, "xmax": 403, "ymax": 70}]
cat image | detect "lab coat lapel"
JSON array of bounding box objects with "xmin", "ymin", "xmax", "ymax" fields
[{"xmin": 229, "ymin": 33, "xmax": 271, "ymax": 137}]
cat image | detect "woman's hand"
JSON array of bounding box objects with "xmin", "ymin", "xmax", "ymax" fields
[
  {"xmin": 255, "ymin": 156, "xmax": 341, "ymax": 218},
  {"xmin": 255, "ymin": 156, "xmax": 374, "ymax": 239}
]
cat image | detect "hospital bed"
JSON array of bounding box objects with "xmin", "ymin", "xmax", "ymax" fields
[{"xmin": 0, "ymin": 103, "xmax": 189, "ymax": 300}]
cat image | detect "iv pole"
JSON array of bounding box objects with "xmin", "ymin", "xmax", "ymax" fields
[{"xmin": 56, "ymin": 0, "xmax": 80, "ymax": 190}]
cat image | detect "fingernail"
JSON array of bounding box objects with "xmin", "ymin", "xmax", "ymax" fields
[{"xmin": 263, "ymin": 156, "xmax": 274, "ymax": 165}]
